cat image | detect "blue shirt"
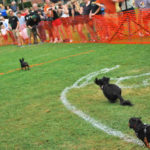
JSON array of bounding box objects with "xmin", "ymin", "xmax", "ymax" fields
[
  {"xmin": 10, "ymin": 5, "xmax": 17, "ymax": 12},
  {"xmin": 0, "ymin": 9, "xmax": 7, "ymax": 17}
]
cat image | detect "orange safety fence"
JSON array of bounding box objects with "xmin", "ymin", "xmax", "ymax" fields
[{"xmin": 0, "ymin": 9, "xmax": 150, "ymax": 46}]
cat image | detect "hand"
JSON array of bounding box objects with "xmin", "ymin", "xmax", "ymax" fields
[
  {"xmin": 91, "ymin": 13, "xmax": 95, "ymax": 16},
  {"xmin": 28, "ymin": 26, "xmax": 32, "ymax": 29}
]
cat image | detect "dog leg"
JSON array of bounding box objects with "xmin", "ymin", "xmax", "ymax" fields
[
  {"xmin": 118, "ymin": 95, "xmax": 124, "ymax": 104},
  {"xmin": 144, "ymin": 137, "xmax": 150, "ymax": 149}
]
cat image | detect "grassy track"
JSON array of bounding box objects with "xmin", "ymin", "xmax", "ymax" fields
[{"xmin": 0, "ymin": 43, "xmax": 150, "ymax": 150}]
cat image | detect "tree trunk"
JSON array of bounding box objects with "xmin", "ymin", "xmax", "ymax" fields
[
  {"xmin": 2, "ymin": 0, "xmax": 6, "ymax": 5},
  {"xmin": 21, "ymin": 0, "xmax": 24, "ymax": 9}
]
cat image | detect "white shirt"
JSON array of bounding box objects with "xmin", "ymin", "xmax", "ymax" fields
[{"xmin": 121, "ymin": 0, "xmax": 134, "ymax": 11}]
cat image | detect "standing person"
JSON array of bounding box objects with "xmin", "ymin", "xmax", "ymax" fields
[
  {"xmin": 8, "ymin": 10, "xmax": 21, "ymax": 46},
  {"xmin": 44, "ymin": 0, "xmax": 54, "ymax": 42},
  {"xmin": 0, "ymin": 23, "xmax": 8, "ymax": 43},
  {"xmin": 134, "ymin": 0, "xmax": 150, "ymax": 36},
  {"xmin": 10, "ymin": 1, "xmax": 17, "ymax": 13},
  {"xmin": 116, "ymin": 0, "xmax": 136, "ymax": 37},
  {"xmin": 29, "ymin": 3, "xmax": 41, "ymax": 44},
  {"xmin": 0, "ymin": 16, "xmax": 16, "ymax": 44},
  {"xmin": 90, "ymin": 0, "xmax": 105, "ymax": 17},
  {"xmin": 17, "ymin": 12, "xmax": 28, "ymax": 45},
  {"xmin": 37, "ymin": 9, "xmax": 47, "ymax": 42},
  {"xmin": 60, "ymin": 3, "xmax": 73, "ymax": 42},
  {"xmin": 25, "ymin": 8, "xmax": 32, "ymax": 44},
  {"xmin": 26, "ymin": 14, "xmax": 41, "ymax": 44},
  {"xmin": 49, "ymin": 2, "xmax": 66, "ymax": 43},
  {"xmin": 90, "ymin": 1, "xmax": 106, "ymax": 40},
  {"xmin": 81, "ymin": 0, "xmax": 97, "ymax": 41},
  {"xmin": 0, "ymin": 5, "xmax": 8, "ymax": 19},
  {"xmin": 71, "ymin": 0, "xmax": 87, "ymax": 42},
  {"xmin": 118, "ymin": 0, "xmax": 135, "ymax": 11}
]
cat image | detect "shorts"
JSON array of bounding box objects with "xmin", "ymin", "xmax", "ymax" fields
[{"xmin": 52, "ymin": 18, "xmax": 62, "ymax": 26}]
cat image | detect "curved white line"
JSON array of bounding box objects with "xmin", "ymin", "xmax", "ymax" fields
[
  {"xmin": 114, "ymin": 73, "xmax": 150, "ymax": 88},
  {"xmin": 60, "ymin": 65, "xmax": 147, "ymax": 146}
]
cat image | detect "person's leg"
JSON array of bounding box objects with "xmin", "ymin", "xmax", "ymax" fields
[
  {"xmin": 58, "ymin": 25, "xmax": 66, "ymax": 42},
  {"xmin": 76, "ymin": 24, "xmax": 87, "ymax": 42},
  {"xmin": 86, "ymin": 18, "xmax": 97, "ymax": 41},
  {"xmin": 32, "ymin": 26, "xmax": 38, "ymax": 44},
  {"xmin": 64, "ymin": 25, "xmax": 73, "ymax": 42},
  {"xmin": 38, "ymin": 21, "xmax": 46, "ymax": 42},
  {"xmin": 48, "ymin": 22, "xmax": 54, "ymax": 42},
  {"xmin": 8, "ymin": 30, "xmax": 16, "ymax": 44},
  {"xmin": 12, "ymin": 30, "xmax": 21, "ymax": 46}
]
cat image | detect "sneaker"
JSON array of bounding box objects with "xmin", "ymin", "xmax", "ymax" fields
[
  {"xmin": 54, "ymin": 38, "xmax": 58, "ymax": 43},
  {"xmin": 138, "ymin": 32, "xmax": 144, "ymax": 37},
  {"xmin": 70, "ymin": 39, "xmax": 73, "ymax": 43}
]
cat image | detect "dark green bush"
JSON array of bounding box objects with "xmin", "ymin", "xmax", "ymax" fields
[{"xmin": 18, "ymin": 1, "xmax": 32, "ymax": 10}]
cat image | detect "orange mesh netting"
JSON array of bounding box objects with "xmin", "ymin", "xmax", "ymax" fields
[{"xmin": 1, "ymin": 9, "xmax": 150, "ymax": 46}]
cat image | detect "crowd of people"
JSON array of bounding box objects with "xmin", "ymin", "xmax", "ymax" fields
[{"xmin": 0, "ymin": 0, "xmax": 150, "ymax": 46}]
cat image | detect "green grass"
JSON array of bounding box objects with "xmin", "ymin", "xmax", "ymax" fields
[{"xmin": 0, "ymin": 43, "xmax": 150, "ymax": 150}]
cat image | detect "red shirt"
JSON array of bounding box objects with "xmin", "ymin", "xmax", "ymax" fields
[{"xmin": 21, "ymin": 13, "xmax": 27, "ymax": 16}]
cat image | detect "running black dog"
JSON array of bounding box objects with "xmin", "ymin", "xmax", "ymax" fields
[
  {"xmin": 129, "ymin": 117, "xmax": 150, "ymax": 149},
  {"xmin": 95, "ymin": 77, "xmax": 133, "ymax": 106},
  {"xmin": 19, "ymin": 58, "xmax": 30, "ymax": 70}
]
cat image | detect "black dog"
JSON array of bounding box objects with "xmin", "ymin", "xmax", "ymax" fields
[
  {"xmin": 19, "ymin": 58, "xmax": 30, "ymax": 70},
  {"xmin": 129, "ymin": 117, "xmax": 150, "ymax": 149},
  {"xmin": 95, "ymin": 77, "xmax": 133, "ymax": 106}
]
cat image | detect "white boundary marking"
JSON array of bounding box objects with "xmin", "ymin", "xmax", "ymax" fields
[{"xmin": 60, "ymin": 65, "xmax": 150, "ymax": 146}]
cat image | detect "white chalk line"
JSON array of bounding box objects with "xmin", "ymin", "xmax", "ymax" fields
[{"xmin": 60, "ymin": 65, "xmax": 150, "ymax": 146}]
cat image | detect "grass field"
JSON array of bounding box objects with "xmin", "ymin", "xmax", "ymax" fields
[{"xmin": 0, "ymin": 43, "xmax": 150, "ymax": 150}]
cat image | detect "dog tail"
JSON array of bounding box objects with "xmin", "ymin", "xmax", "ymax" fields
[{"xmin": 118, "ymin": 95, "xmax": 133, "ymax": 106}]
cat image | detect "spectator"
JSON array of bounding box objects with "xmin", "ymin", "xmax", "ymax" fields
[
  {"xmin": 0, "ymin": 16, "xmax": 16, "ymax": 44},
  {"xmin": 0, "ymin": 23, "xmax": 8, "ymax": 44},
  {"xmin": 71, "ymin": 0, "xmax": 87, "ymax": 42},
  {"xmin": 90, "ymin": 1, "xmax": 106, "ymax": 40},
  {"xmin": 10, "ymin": 1, "xmax": 17, "ymax": 13},
  {"xmin": 49, "ymin": 2, "xmax": 66, "ymax": 43},
  {"xmin": 60, "ymin": 3, "xmax": 73, "ymax": 42},
  {"xmin": 0, "ymin": 5, "xmax": 8, "ymax": 18},
  {"xmin": 113, "ymin": 0, "xmax": 135, "ymax": 38},
  {"xmin": 90, "ymin": 0, "xmax": 105, "ymax": 17},
  {"xmin": 8, "ymin": 10, "xmax": 21, "ymax": 46},
  {"xmin": 37, "ymin": 9, "xmax": 47, "ymax": 42},
  {"xmin": 135, "ymin": 0, "xmax": 150, "ymax": 36},
  {"xmin": 26, "ymin": 14, "xmax": 41, "ymax": 44},
  {"xmin": 118, "ymin": 0, "xmax": 135, "ymax": 11},
  {"xmin": 25, "ymin": 8, "xmax": 32, "ymax": 44},
  {"xmin": 44, "ymin": 0, "xmax": 54, "ymax": 42},
  {"xmin": 81, "ymin": 0, "xmax": 97, "ymax": 41},
  {"xmin": 17, "ymin": 12, "xmax": 28, "ymax": 44}
]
